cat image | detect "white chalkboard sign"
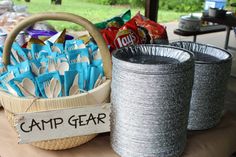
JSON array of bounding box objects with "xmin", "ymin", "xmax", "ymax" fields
[{"xmin": 15, "ymin": 103, "xmax": 111, "ymax": 144}]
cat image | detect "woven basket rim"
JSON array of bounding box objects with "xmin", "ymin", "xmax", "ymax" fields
[{"xmin": 1, "ymin": 80, "xmax": 111, "ymax": 114}]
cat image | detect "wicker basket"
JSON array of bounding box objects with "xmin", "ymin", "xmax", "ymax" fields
[{"xmin": 0, "ymin": 12, "xmax": 112, "ymax": 150}]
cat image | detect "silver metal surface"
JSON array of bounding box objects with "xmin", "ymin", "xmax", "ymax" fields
[
  {"xmin": 171, "ymin": 41, "xmax": 232, "ymax": 130},
  {"xmin": 111, "ymin": 45, "xmax": 194, "ymax": 157}
]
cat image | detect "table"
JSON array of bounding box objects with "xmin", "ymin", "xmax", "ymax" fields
[
  {"xmin": 174, "ymin": 24, "xmax": 226, "ymax": 42},
  {"xmin": 0, "ymin": 110, "xmax": 235, "ymax": 157},
  {"xmin": 202, "ymin": 14, "xmax": 236, "ymax": 49},
  {"xmin": 1, "ymin": 78, "xmax": 236, "ymax": 157}
]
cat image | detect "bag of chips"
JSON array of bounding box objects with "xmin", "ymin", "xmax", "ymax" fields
[{"xmin": 133, "ymin": 12, "xmax": 169, "ymax": 44}]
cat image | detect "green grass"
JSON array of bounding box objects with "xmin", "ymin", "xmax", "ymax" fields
[{"xmin": 14, "ymin": 0, "xmax": 187, "ymax": 30}]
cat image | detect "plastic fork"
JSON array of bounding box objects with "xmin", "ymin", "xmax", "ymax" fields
[
  {"xmin": 48, "ymin": 59, "xmax": 56, "ymax": 72},
  {"xmin": 44, "ymin": 81, "xmax": 52, "ymax": 98},
  {"xmin": 2, "ymin": 78, "xmax": 18, "ymax": 96}
]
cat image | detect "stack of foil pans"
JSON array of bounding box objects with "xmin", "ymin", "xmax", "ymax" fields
[
  {"xmin": 111, "ymin": 45, "xmax": 194, "ymax": 157},
  {"xmin": 171, "ymin": 41, "xmax": 232, "ymax": 130}
]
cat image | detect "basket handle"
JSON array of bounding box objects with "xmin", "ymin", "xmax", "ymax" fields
[{"xmin": 3, "ymin": 12, "xmax": 112, "ymax": 79}]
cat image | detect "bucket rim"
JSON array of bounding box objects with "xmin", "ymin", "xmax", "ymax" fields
[
  {"xmin": 112, "ymin": 44, "xmax": 195, "ymax": 66},
  {"xmin": 171, "ymin": 41, "xmax": 232, "ymax": 65}
]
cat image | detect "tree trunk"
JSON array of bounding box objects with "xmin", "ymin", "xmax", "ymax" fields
[{"xmin": 145, "ymin": 0, "xmax": 159, "ymax": 22}]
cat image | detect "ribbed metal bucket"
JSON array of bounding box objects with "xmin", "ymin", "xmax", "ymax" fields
[
  {"xmin": 111, "ymin": 45, "xmax": 194, "ymax": 157},
  {"xmin": 171, "ymin": 41, "xmax": 232, "ymax": 130}
]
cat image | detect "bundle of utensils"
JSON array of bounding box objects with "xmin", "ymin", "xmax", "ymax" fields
[{"xmin": 0, "ymin": 36, "xmax": 105, "ymax": 98}]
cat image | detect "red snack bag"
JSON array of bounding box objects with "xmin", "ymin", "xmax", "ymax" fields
[
  {"xmin": 100, "ymin": 27, "xmax": 119, "ymax": 52},
  {"xmin": 114, "ymin": 18, "xmax": 141, "ymax": 49},
  {"xmin": 133, "ymin": 12, "xmax": 169, "ymax": 44},
  {"xmin": 100, "ymin": 17, "xmax": 142, "ymax": 52},
  {"xmin": 99, "ymin": 12, "xmax": 169, "ymax": 53}
]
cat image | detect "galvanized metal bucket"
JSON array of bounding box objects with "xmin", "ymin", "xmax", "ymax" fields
[
  {"xmin": 111, "ymin": 45, "xmax": 194, "ymax": 157},
  {"xmin": 171, "ymin": 41, "xmax": 232, "ymax": 130}
]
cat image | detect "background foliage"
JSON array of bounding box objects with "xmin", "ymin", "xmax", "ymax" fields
[
  {"xmin": 14, "ymin": 0, "xmax": 187, "ymax": 30},
  {"xmin": 84, "ymin": 0, "xmax": 235, "ymax": 12},
  {"xmin": 159, "ymin": 0, "xmax": 204, "ymax": 12},
  {"xmin": 85, "ymin": 0, "xmax": 204, "ymax": 12}
]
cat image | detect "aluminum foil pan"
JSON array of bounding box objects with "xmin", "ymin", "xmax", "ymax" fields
[
  {"xmin": 171, "ymin": 41, "xmax": 232, "ymax": 130},
  {"xmin": 111, "ymin": 44, "xmax": 194, "ymax": 157}
]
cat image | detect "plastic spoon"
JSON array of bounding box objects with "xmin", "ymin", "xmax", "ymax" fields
[
  {"xmin": 58, "ymin": 62, "xmax": 69, "ymax": 75},
  {"xmin": 69, "ymin": 86, "xmax": 80, "ymax": 95},
  {"xmin": 27, "ymin": 52, "xmax": 33, "ymax": 60},
  {"xmin": 22, "ymin": 78, "xmax": 36, "ymax": 96},
  {"xmin": 49, "ymin": 78, "xmax": 57, "ymax": 96},
  {"xmin": 31, "ymin": 63, "xmax": 39, "ymax": 76},
  {"xmin": 53, "ymin": 79, "xmax": 61, "ymax": 97},
  {"xmin": 69, "ymin": 74, "xmax": 80, "ymax": 95},
  {"xmin": 44, "ymin": 81, "xmax": 52, "ymax": 98},
  {"xmin": 51, "ymin": 46, "xmax": 61, "ymax": 53},
  {"xmin": 15, "ymin": 81, "xmax": 34, "ymax": 98},
  {"xmin": 48, "ymin": 59, "xmax": 56, "ymax": 72},
  {"xmin": 39, "ymin": 66, "xmax": 46, "ymax": 74}
]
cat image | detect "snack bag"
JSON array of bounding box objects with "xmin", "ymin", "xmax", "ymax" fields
[
  {"xmin": 114, "ymin": 17, "xmax": 141, "ymax": 49},
  {"xmin": 100, "ymin": 27, "xmax": 119, "ymax": 52},
  {"xmin": 27, "ymin": 29, "xmax": 73, "ymax": 41},
  {"xmin": 133, "ymin": 12, "xmax": 169, "ymax": 44},
  {"xmin": 100, "ymin": 14, "xmax": 142, "ymax": 51}
]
